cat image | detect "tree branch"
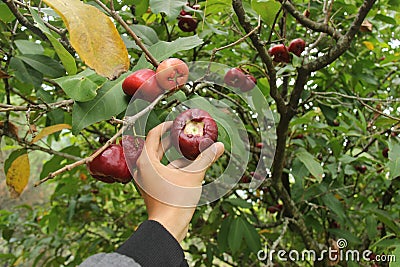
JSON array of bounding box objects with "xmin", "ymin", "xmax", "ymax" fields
[
  {"xmin": 304, "ymin": 0, "xmax": 376, "ymax": 72},
  {"xmin": 93, "ymin": 0, "xmax": 159, "ymax": 67},
  {"xmin": 2, "ymin": 0, "xmax": 47, "ymax": 40},
  {"xmin": 232, "ymin": 0, "xmax": 287, "ymax": 115},
  {"xmin": 0, "ymin": 100, "xmax": 74, "ymax": 112},
  {"xmin": 35, "ymin": 94, "xmax": 164, "ymax": 187},
  {"xmin": 281, "ymin": 0, "xmax": 342, "ymax": 40}
]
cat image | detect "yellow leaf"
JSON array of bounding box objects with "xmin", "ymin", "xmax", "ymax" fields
[
  {"xmin": 43, "ymin": 0, "xmax": 129, "ymax": 79},
  {"xmin": 6, "ymin": 154, "xmax": 30, "ymax": 198},
  {"xmin": 363, "ymin": 41, "xmax": 374, "ymax": 50},
  {"xmin": 31, "ymin": 124, "xmax": 71, "ymax": 143}
]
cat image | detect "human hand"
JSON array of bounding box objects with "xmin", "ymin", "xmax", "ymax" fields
[{"xmin": 134, "ymin": 121, "xmax": 225, "ymax": 243}]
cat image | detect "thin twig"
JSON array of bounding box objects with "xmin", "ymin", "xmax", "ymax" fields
[
  {"xmin": 209, "ymin": 16, "xmax": 261, "ymax": 63},
  {"xmin": 92, "ymin": 0, "xmax": 159, "ymax": 67},
  {"xmin": 34, "ymin": 94, "xmax": 164, "ymax": 187},
  {"xmin": 0, "ymin": 99, "xmax": 74, "ymax": 112}
]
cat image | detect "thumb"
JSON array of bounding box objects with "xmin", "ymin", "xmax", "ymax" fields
[{"xmin": 185, "ymin": 142, "xmax": 225, "ymax": 173}]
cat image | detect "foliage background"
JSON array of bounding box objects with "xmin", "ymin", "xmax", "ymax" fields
[{"xmin": 0, "ymin": 0, "xmax": 399, "ymax": 266}]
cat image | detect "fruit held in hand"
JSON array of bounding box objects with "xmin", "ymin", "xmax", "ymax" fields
[
  {"xmin": 288, "ymin": 38, "xmax": 306, "ymax": 57},
  {"xmin": 171, "ymin": 108, "xmax": 218, "ymax": 160},
  {"xmin": 240, "ymin": 74, "xmax": 257, "ymax": 92},
  {"xmin": 87, "ymin": 144, "xmax": 132, "ymax": 184},
  {"xmin": 156, "ymin": 58, "xmax": 189, "ymax": 91},
  {"xmin": 122, "ymin": 69, "xmax": 164, "ymax": 102},
  {"xmin": 178, "ymin": 15, "xmax": 198, "ymax": 32},
  {"xmin": 268, "ymin": 44, "xmax": 290, "ymax": 63},
  {"xmin": 224, "ymin": 68, "xmax": 246, "ymax": 88}
]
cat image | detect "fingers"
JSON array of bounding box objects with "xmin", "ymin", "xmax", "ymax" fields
[
  {"xmin": 185, "ymin": 142, "xmax": 225, "ymax": 173},
  {"xmin": 145, "ymin": 121, "xmax": 173, "ymax": 160}
]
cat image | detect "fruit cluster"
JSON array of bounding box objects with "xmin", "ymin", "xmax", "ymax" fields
[
  {"xmin": 268, "ymin": 38, "xmax": 306, "ymax": 63},
  {"xmin": 122, "ymin": 58, "xmax": 189, "ymax": 102},
  {"xmin": 87, "ymin": 136, "xmax": 144, "ymax": 184},
  {"xmin": 178, "ymin": 3, "xmax": 200, "ymax": 32},
  {"xmin": 88, "ymin": 108, "xmax": 219, "ymax": 183},
  {"xmin": 223, "ymin": 68, "xmax": 257, "ymax": 92}
]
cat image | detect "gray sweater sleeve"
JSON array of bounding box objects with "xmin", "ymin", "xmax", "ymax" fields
[
  {"xmin": 79, "ymin": 252, "xmax": 141, "ymax": 267},
  {"xmin": 79, "ymin": 220, "xmax": 188, "ymax": 267}
]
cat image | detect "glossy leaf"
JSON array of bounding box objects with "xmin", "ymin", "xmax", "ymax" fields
[
  {"xmin": 251, "ymin": 0, "xmax": 282, "ymax": 27},
  {"xmin": 134, "ymin": 36, "xmax": 203, "ymax": 70},
  {"xmin": 388, "ymin": 143, "xmax": 400, "ymax": 179},
  {"xmin": 295, "ymin": 148, "xmax": 324, "ymax": 182},
  {"xmin": 16, "ymin": 54, "xmax": 65, "ymax": 78},
  {"xmin": 149, "ymin": 0, "xmax": 186, "ymax": 18},
  {"xmin": 29, "ymin": 7, "xmax": 77, "ymax": 75},
  {"xmin": 71, "ymin": 78, "xmax": 129, "ymax": 134},
  {"xmin": 54, "ymin": 69, "xmax": 107, "ymax": 102}
]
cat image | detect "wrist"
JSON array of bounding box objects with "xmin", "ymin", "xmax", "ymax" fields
[{"xmin": 148, "ymin": 208, "xmax": 194, "ymax": 243}]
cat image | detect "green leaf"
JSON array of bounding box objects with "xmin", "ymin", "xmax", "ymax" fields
[
  {"xmin": 217, "ymin": 217, "xmax": 231, "ymax": 252},
  {"xmin": 225, "ymin": 198, "xmax": 252, "ymax": 209},
  {"xmin": 149, "ymin": 0, "xmax": 186, "ymax": 18},
  {"xmin": 321, "ymin": 193, "xmax": 346, "ymax": 222},
  {"xmin": 54, "ymin": 69, "xmax": 107, "ymax": 102},
  {"xmin": 374, "ymin": 14, "xmax": 397, "ymax": 25},
  {"xmin": 365, "ymin": 216, "xmax": 378, "ymax": 240},
  {"xmin": 319, "ymin": 103, "xmax": 338, "ymax": 124},
  {"xmin": 0, "ymin": 253, "xmax": 16, "ymax": 260},
  {"xmin": 228, "ymin": 217, "xmax": 244, "ymax": 253},
  {"xmin": 29, "ymin": 7, "xmax": 77, "ymax": 75},
  {"xmin": 0, "ymin": 3, "xmax": 15, "ymax": 22},
  {"xmin": 40, "ymin": 146, "xmax": 80, "ymax": 179},
  {"xmin": 328, "ymin": 228, "xmax": 362, "ymax": 244},
  {"xmin": 134, "ymin": 36, "xmax": 203, "ymax": 70},
  {"xmin": 388, "ymin": 143, "xmax": 400, "ymax": 179},
  {"xmin": 390, "ymin": 246, "xmax": 400, "ymax": 267},
  {"xmin": 72, "ymin": 78, "xmax": 129, "ymax": 134},
  {"xmin": 16, "ymin": 54, "xmax": 65, "ymax": 78},
  {"xmin": 14, "ymin": 40, "xmax": 44, "ymax": 55},
  {"xmin": 257, "ymin": 77, "xmax": 270, "ymax": 97},
  {"xmin": 130, "ymin": 24, "xmax": 159, "ymax": 45},
  {"xmin": 370, "ymin": 209, "xmax": 400, "ymax": 236},
  {"xmin": 241, "ymin": 218, "xmax": 261, "ymax": 252},
  {"xmin": 9, "ymin": 57, "xmax": 43, "ymax": 88},
  {"xmin": 132, "ymin": 0, "xmax": 149, "ymax": 16},
  {"xmin": 295, "ymin": 148, "xmax": 324, "ymax": 182},
  {"xmin": 251, "ymin": 0, "xmax": 282, "ymax": 27}
]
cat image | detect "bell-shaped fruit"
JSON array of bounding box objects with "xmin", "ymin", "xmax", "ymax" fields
[
  {"xmin": 224, "ymin": 68, "xmax": 246, "ymax": 88},
  {"xmin": 156, "ymin": 58, "xmax": 189, "ymax": 91},
  {"xmin": 288, "ymin": 38, "xmax": 306, "ymax": 57},
  {"xmin": 87, "ymin": 144, "xmax": 132, "ymax": 184},
  {"xmin": 178, "ymin": 15, "xmax": 198, "ymax": 32},
  {"xmin": 268, "ymin": 44, "xmax": 290, "ymax": 63},
  {"xmin": 122, "ymin": 69, "xmax": 164, "ymax": 102}
]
